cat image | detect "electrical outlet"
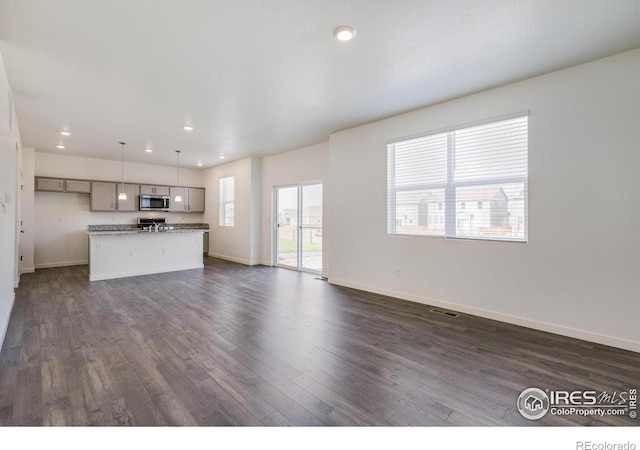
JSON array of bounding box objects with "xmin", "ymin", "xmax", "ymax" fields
[
  {"xmin": 129, "ymin": 250, "xmax": 134, "ymax": 257},
  {"xmin": 395, "ymin": 269, "xmax": 401, "ymax": 277}
]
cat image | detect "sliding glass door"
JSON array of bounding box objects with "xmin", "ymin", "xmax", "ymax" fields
[
  {"xmin": 275, "ymin": 186, "xmax": 299, "ymax": 269},
  {"xmin": 275, "ymin": 182, "xmax": 322, "ymax": 273}
]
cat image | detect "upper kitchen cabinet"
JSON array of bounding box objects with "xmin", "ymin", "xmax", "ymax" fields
[
  {"xmin": 169, "ymin": 187, "xmax": 205, "ymax": 213},
  {"xmin": 188, "ymin": 188, "xmax": 205, "ymax": 213},
  {"xmin": 91, "ymin": 182, "xmax": 116, "ymax": 211},
  {"xmin": 36, "ymin": 177, "xmax": 92, "ymax": 193},
  {"xmin": 36, "ymin": 177, "xmax": 65, "ymax": 192},
  {"xmin": 169, "ymin": 187, "xmax": 188, "ymax": 212},
  {"xmin": 116, "ymin": 184, "xmax": 140, "ymax": 211},
  {"xmin": 140, "ymin": 185, "xmax": 170, "ymax": 196},
  {"xmin": 65, "ymin": 180, "xmax": 91, "ymax": 193}
]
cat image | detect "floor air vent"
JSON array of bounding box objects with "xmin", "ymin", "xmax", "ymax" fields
[{"xmin": 430, "ymin": 308, "xmax": 460, "ymax": 318}]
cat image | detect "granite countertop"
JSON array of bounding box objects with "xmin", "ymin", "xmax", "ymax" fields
[{"xmin": 88, "ymin": 223, "xmax": 209, "ymax": 236}]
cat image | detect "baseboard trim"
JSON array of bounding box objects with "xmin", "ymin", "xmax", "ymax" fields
[
  {"xmin": 208, "ymin": 253, "xmax": 253, "ymax": 266},
  {"xmin": 0, "ymin": 291, "xmax": 16, "ymax": 354},
  {"xmin": 35, "ymin": 260, "xmax": 88, "ymax": 269},
  {"xmin": 21, "ymin": 267, "xmax": 35, "ymax": 274},
  {"xmin": 328, "ymin": 278, "xmax": 640, "ymax": 354}
]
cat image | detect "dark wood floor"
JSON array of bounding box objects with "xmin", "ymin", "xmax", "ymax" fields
[{"xmin": 0, "ymin": 257, "xmax": 637, "ymax": 426}]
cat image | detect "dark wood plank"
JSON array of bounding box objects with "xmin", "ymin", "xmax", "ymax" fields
[
  {"xmin": 0, "ymin": 258, "xmax": 637, "ymax": 427},
  {"xmin": 155, "ymin": 359, "xmax": 234, "ymax": 426}
]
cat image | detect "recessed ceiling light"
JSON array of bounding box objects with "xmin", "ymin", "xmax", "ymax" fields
[
  {"xmin": 197, "ymin": 161, "xmax": 203, "ymax": 166},
  {"xmin": 59, "ymin": 130, "xmax": 71, "ymax": 136},
  {"xmin": 183, "ymin": 125, "xmax": 194, "ymax": 131},
  {"xmin": 145, "ymin": 147, "xmax": 153, "ymax": 153},
  {"xmin": 334, "ymin": 26, "xmax": 356, "ymax": 42},
  {"xmin": 219, "ymin": 154, "xmax": 225, "ymax": 159},
  {"xmin": 56, "ymin": 144, "xmax": 65, "ymax": 149}
]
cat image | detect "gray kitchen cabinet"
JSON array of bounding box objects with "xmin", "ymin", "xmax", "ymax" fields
[
  {"xmin": 188, "ymin": 187, "xmax": 205, "ymax": 212},
  {"xmin": 36, "ymin": 177, "xmax": 65, "ymax": 192},
  {"xmin": 116, "ymin": 184, "xmax": 140, "ymax": 211},
  {"xmin": 65, "ymin": 179, "xmax": 91, "ymax": 193},
  {"xmin": 169, "ymin": 187, "xmax": 188, "ymax": 212},
  {"xmin": 140, "ymin": 185, "xmax": 170, "ymax": 196},
  {"xmin": 91, "ymin": 181, "xmax": 116, "ymax": 211},
  {"xmin": 36, "ymin": 177, "xmax": 92, "ymax": 193},
  {"xmin": 169, "ymin": 187, "xmax": 205, "ymax": 212}
]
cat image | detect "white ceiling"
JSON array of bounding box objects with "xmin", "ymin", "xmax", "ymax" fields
[{"xmin": 1, "ymin": 1, "xmax": 639, "ymax": 169}]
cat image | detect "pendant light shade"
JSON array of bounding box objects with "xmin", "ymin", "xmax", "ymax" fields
[
  {"xmin": 118, "ymin": 141, "xmax": 127, "ymax": 201},
  {"xmin": 174, "ymin": 150, "xmax": 182, "ymax": 202}
]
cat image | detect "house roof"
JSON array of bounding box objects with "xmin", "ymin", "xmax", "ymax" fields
[{"xmin": 423, "ymin": 187, "xmax": 507, "ymax": 203}]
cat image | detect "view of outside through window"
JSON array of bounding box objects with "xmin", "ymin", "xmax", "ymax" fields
[
  {"xmin": 388, "ymin": 116, "xmax": 527, "ymax": 241},
  {"xmin": 276, "ymin": 183, "xmax": 322, "ymax": 271},
  {"xmin": 219, "ymin": 176, "xmax": 234, "ymax": 227}
]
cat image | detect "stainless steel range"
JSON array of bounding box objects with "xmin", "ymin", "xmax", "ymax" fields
[{"xmin": 137, "ymin": 217, "xmax": 167, "ymax": 230}]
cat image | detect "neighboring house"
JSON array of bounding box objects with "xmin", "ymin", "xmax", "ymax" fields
[
  {"xmin": 280, "ymin": 206, "xmax": 322, "ymax": 226},
  {"xmin": 303, "ymin": 206, "xmax": 322, "ymax": 226},
  {"xmin": 508, "ymin": 188, "xmax": 526, "ymax": 233},
  {"xmin": 279, "ymin": 208, "xmax": 298, "ymax": 227},
  {"xmin": 396, "ymin": 187, "xmax": 513, "ymax": 237}
]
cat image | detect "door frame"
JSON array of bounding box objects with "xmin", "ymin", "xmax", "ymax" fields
[{"xmin": 272, "ymin": 180, "xmax": 323, "ymax": 274}]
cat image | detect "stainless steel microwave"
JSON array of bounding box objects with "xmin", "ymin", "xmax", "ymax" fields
[{"xmin": 139, "ymin": 195, "xmax": 170, "ymax": 211}]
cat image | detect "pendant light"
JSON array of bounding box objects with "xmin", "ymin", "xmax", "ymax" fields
[
  {"xmin": 174, "ymin": 150, "xmax": 183, "ymax": 202},
  {"xmin": 117, "ymin": 141, "xmax": 127, "ymax": 201}
]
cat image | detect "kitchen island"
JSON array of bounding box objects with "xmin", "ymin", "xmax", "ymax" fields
[{"xmin": 88, "ymin": 225, "xmax": 207, "ymax": 281}]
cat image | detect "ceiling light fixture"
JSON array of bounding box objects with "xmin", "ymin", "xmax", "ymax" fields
[
  {"xmin": 118, "ymin": 141, "xmax": 127, "ymax": 201},
  {"xmin": 60, "ymin": 130, "xmax": 71, "ymax": 136},
  {"xmin": 174, "ymin": 150, "xmax": 183, "ymax": 202},
  {"xmin": 219, "ymin": 154, "xmax": 225, "ymax": 159},
  {"xmin": 145, "ymin": 147, "xmax": 152, "ymax": 153},
  {"xmin": 333, "ymin": 26, "xmax": 356, "ymax": 41},
  {"xmin": 183, "ymin": 125, "xmax": 194, "ymax": 131},
  {"xmin": 56, "ymin": 144, "xmax": 65, "ymax": 149},
  {"xmin": 197, "ymin": 161, "xmax": 203, "ymax": 166}
]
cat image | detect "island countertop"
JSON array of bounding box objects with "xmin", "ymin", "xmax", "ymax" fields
[
  {"xmin": 88, "ymin": 228, "xmax": 209, "ymax": 236},
  {"xmin": 88, "ymin": 223, "xmax": 209, "ymax": 235},
  {"xmin": 87, "ymin": 223, "xmax": 208, "ymax": 281}
]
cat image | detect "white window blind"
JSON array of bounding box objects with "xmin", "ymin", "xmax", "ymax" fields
[
  {"xmin": 219, "ymin": 176, "xmax": 235, "ymax": 227},
  {"xmin": 387, "ymin": 115, "xmax": 528, "ymax": 241}
]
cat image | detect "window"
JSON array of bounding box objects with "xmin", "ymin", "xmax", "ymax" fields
[
  {"xmin": 219, "ymin": 176, "xmax": 235, "ymax": 227},
  {"xmin": 387, "ymin": 114, "xmax": 528, "ymax": 241}
]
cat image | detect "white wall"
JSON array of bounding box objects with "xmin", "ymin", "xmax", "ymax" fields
[
  {"xmin": 328, "ymin": 49, "xmax": 640, "ymax": 352},
  {"xmin": 31, "ymin": 152, "xmax": 205, "ymax": 268},
  {"xmin": 0, "ymin": 52, "xmax": 20, "ymax": 350},
  {"xmin": 19, "ymin": 147, "xmax": 35, "ymax": 273},
  {"xmin": 203, "ymin": 157, "xmax": 261, "ymax": 265},
  {"xmin": 35, "ymin": 152, "xmax": 204, "ymax": 187},
  {"xmin": 259, "ymin": 142, "xmax": 330, "ymax": 272}
]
